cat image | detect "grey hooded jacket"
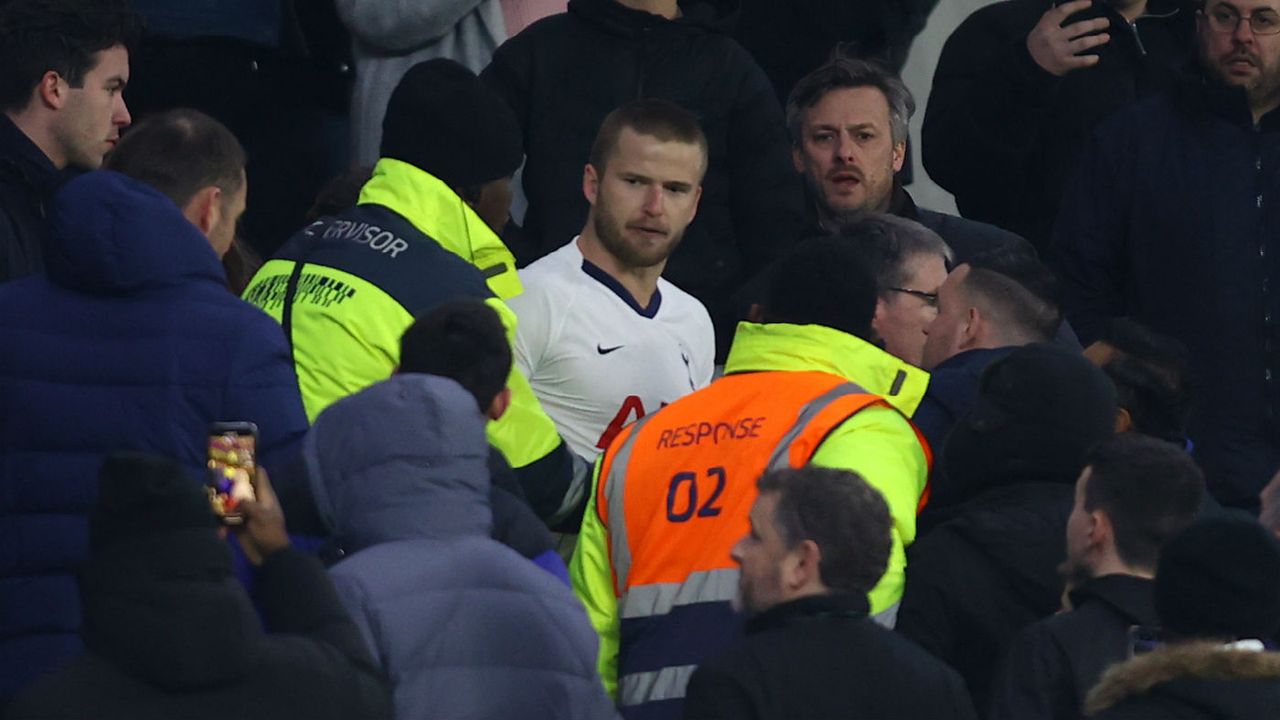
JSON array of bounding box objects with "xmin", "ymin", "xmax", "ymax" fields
[{"xmin": 305, "ymin": 374, "xmax": 617, "ymax": 720}]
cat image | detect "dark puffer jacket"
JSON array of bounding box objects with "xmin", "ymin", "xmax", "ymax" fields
[
  {"xmin": 0, "ymin": 171, "xmax": 308, "ymax": 704},
  {"xmin": 5, "ymin": 536, "xmax": 391, "ymax": 720},
  {"xmin": 481, "ymin": 0, "xmax": 805, "ymax": 351}
]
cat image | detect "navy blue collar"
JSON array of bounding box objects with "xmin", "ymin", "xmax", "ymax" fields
[
  {"xmin": 581, "ymin": 259, "xmax": 662, "ymax": 318},
  {"xmin": 0, "ymin": 114, "xmax": 61, "ymax": 194}
]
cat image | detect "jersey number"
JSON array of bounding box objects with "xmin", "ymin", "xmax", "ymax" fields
[{"xmin": 666, "ymin": 467, "xmax": 727, "ymax": 523}]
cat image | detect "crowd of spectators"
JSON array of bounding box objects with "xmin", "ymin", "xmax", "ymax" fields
[{"xmin": 3, "ymin": 0, "xmax": 1280, "ymax": 718}]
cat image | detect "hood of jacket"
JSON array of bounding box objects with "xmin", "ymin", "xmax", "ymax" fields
[
  {"xmin": 79, "ymin": 529, "xmax": 262, "ymax": 692},
  {"xmin": 937, "ymin": 482, "xmax": 1073, "ymax": 616},
  {"xmin": 724, "ymin": 321, "xmax": 929, "ymax": 417},
  {"xmin": 44, "ymin": 170, "xmax": 226, "ymax": 293},
  {"xmin": 1086, "ymin": 642, "xmax": 1280, "ymax": 717},
  {"xmin": 357, "ymin": 158, "xmax": 522, "ymax": 300},
  {"xmin": 567, "ymin": 0, "xmax": 737, "ymax": 37},
  {"xmin": 305, "ymin": 373, "xmax": 493, "ymax": 553}
]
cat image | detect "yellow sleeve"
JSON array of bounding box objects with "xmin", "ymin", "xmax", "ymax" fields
[
  {"xmin": 484, "ymin": 297, "xmax": 563, "ymax": 467},
  {"xmin": 809, "ymin": 405, "xmax": 927, "ymax": 615},
  {"xmin": 569, "ymin": 459, "xmax": 620, "ymax": 700}
]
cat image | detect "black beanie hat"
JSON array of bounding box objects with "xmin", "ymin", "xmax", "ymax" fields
[
  {"xmin": 90, "ymin": 452, "xmax": 219, "ymax": 551},
  {"xmin": 380, "ymin": 58, "xmax": 523, "ymax": 189},
  {"xmin": 1155, "ymin": 518, "xmax": 1280, "ymax": 640},
  {"xmin": 943, "ymin": 344, "xmax": 1118, "ymax": 491}
]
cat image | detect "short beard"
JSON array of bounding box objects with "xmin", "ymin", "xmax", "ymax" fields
[{"xmin": 591, "ymin": 205, "xmax": 684, "ymax": 270}]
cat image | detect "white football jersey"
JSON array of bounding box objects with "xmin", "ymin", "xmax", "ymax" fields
[{"xmin": 509, "ymin": 238, "xmax": 715, "ymax": 459}]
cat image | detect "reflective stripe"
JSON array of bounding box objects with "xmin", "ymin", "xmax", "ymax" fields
[
  {"xmin": 765, "ymin": 382, "xmax": 871, "ymax": 471},
  {"xmin": 872, "ymin": 600, "xmax": 900, "ymax": 629},
  {"xmin": 619, "ymin": 664, "xmax": 698, "ymax": 707},
  {"xmin": 604, "ymin": 413, "xmax": 658, "ymax": 590},
  {"xmin": 619, "ymin": 568, "xmax": 740, "ymax": 619}
]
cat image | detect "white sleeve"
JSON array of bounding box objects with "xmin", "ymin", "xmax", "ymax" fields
[
  {"xmin": 694, "ymin": 306, "xmax": 715, "ymax": 389},
  {"xmin": 507, "ymin": 281, "xmax": 555, "ymax": 380}
]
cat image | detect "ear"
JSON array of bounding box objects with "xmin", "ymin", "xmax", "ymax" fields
[
  {"xmin": 892, "ymin": 140, "xmax": 906, "ymax": 173},
  {"xmin": 871, "ymin": 296, "xmax": 889, "ymax": 334},
  {"xmin": 959, "ymin": 306, "xmax": 982, "ymax": 348},
  {"xmin": 486, "ymin": 386, "xmax": 512, "ymax": 422},
  {"xmin": 1114, "ymin": 406, "xmax": 1133, "ymax": 434},
  {"xmin": 791, "ymin": 145, "xmax": 805, "ymax": 175},
  {"xmin": 182, "ymin": 186, "xmax": 223, "ymax": 237},
  {"xmin": 583, "ymin": 163, "xmax": 600, "ymax": 206},
  {"xmin": 36, "ymin": 71, "xmax": 66, "ymax": 111},
  {"xmin": 786, "ymin": 539, "xmax": 824, "ymax": 591},
  {"xmin": 1089, "ymin": 509, "xmax": 1114, "ymax": 549}
]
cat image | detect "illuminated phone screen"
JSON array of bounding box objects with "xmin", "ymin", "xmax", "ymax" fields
[{"xmin": 207, "ymin": 429, "xmax": 256, "ymax": 521}]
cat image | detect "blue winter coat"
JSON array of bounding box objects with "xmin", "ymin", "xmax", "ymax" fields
[
  {"xmin": 1054, "ymin": 78, "xmax": 1280, "ymax": 510},
  {"xmin": 305, "ymin": 374, "xmax": 617, "ymax": 720},
  {"xmin": 0, "ymin": 171, "xmax": 308, "ymax": 704}
]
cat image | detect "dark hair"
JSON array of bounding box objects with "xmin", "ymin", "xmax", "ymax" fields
[
  {"xmin": 762, "ymin": 235, "xmax": 879, "ymax": 340},
  {"xmin": 1083, "ymin": 434, "xmax": 1204, "ymax": 570},
  {"xmin": 588, "ymin": 98, "xmax": 709, "ymax": 177},
  {"xmin": 1099, "ymin": 318, "xmax": 1193, "ymax": 444},
  {"xmin": 786, "ymin": 56, "xmax": 915, "ymax": 146},
  {"xmin": 399, "ymin": 300, "xmax": 512, "ymax": 413},
  {"xmin": 305, "ymin": 166, "xmax": 373, "ymax": 224},
  {"xmin": 830, "ymin": 213, "xmax": 953, "ymax": 294},
  {"xmin": 961, "ymin": 248, "xmax": 1063, "ymax": 343},
  {"xmin": 221, "ymin": 240, "xmax": 261, "ymax": 295},
  {"xmin": 757, "ymin": 467, "xmax": 892, "ymax": 596},
  {"xmin": 0, "ymin": 0, "xmax": 143, "ymax": 112},
  {"xmin": 105, "ymin": 109, "xmax": 246, "ymax": 210}
]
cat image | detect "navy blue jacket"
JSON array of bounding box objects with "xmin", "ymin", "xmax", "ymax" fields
[
  {"xmin": 0, "ymin": 116, "xmax": 62, "ymax": 283},
  {"xmin": 0, "ymin": 171, "xmax": 308, "ymax": 704},
  {"xmin": 1054, "ymin": 78, "xmax": 1280, "ymax": 510}
]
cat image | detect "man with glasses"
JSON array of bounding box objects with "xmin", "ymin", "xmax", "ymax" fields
[{"xmin": 1055, "ymin": 0, "xmax": 1280, "ymax": 513}]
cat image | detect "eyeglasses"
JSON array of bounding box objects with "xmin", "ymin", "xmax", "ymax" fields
[
  {"xmin": 887, "ymin": 287, "xmax": 939, "ymax": 308},
  {"xmin": 1201, "ymin": 6, "xmax": 1280, "ymax": 35}
]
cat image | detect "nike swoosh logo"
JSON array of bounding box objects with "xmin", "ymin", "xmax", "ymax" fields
[{"xmin": 597, "ymin": 344, "xmax": 624, "ymax": 355}]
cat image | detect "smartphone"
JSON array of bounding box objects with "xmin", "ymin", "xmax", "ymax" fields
[{"xmin": 206, "ymin": 421, "xmax": 258, "ymax": 525}]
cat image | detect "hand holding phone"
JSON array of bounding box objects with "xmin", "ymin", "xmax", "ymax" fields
[{"xmin": 231, "ymin": 466, "xmax": 291, "ymax": 566}]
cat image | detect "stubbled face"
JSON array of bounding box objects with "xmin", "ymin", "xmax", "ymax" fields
[
  {"xmin": 1199, "ymin": 0, "xmax": 1280, "ymax": 113},
  {"xmin": 586, "ymin": 127, "xmax": 704, "ymax": 270},
  {"xmin": 209, "ymin": 176, "xmax": 248, "ymax": 259},
  {"xmin": 922, "ymin": 264, "xmax": 973, "ymax": 371},
  {"xmin": 873, "ymin": 252, "xmax": 948, "ymax": 367},
  {"xmin": 55, "ymin": 44, "xmax": 131, "ymax": 170},
  {"xmin": 1063, "ymin": 467, "xmax": 1097, "ymax": 582},
  {"xmin": 792, "ymin": 86, "xmax": 905, "ymax": 221},
  {"xmin": 731, "ymin": 492, "xmax": 791, "ymax": 616}
]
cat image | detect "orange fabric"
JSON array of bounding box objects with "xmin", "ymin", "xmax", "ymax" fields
[{"xmin": 597, "ymin": 371, "xmax": 883, "ymax": 593}]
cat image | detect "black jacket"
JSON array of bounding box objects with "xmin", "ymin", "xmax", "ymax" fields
[
  {"xmin": 923, "ymin": 0, "xmax": 1195, "ymax": 252},
  {"xmin": 734, "ymin": 0, "xmax": 939, "ymax": 103},
  {"xmin": 481, "ymin": 0, "xmax": 805, "ymax": 352},
  {"xmin": 1085, "ymin": 642, "xmax": 1280, "ymax": 719},
  {"xmin": 990, "ymin": 574, "xmax": 1158, "ymax": 720},
  {"xmin": 5, "ymin": 534, "xmax": 391, "ymax": 720},
  {"xmin": 1054, "ymin": 77, "xmax": 1280, "ymax": 511},
  {"xmin": 682, "ymin": 593, "xmax": 977, "ymax": 720},
  {"xmin": 896, "ymin": 482, "xmax": 1073, "ymax": 716},
  {"xmin": 0, "ymin": 116, "xmax": 61, "ymax": 283}
]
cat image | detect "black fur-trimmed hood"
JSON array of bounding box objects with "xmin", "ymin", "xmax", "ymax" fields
[{"xmin": 1085, "ymin": 642, "xmax": 1280, "ymax": 717}]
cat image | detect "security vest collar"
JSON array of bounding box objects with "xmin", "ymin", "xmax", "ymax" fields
[
  {"xmin": 357, "ymin": 157, "xmax": 523, "ymax": 300},
  {"xmin": 724, "ymin": 322, "xmax": 929, "ymax": 417}
]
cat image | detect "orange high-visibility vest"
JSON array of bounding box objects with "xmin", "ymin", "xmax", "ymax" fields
[{"xmin": 596, "ymin": 370, "xmax": 926, "ymax": 715}]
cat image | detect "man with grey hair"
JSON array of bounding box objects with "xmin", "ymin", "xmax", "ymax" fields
[
  {"xmin": 839, "ymin": 213, "xmax": 954, "ymax": 367},
  {"xmin": 787, "ymin": 56, "xmax": 1032, "ymax": 264}
]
